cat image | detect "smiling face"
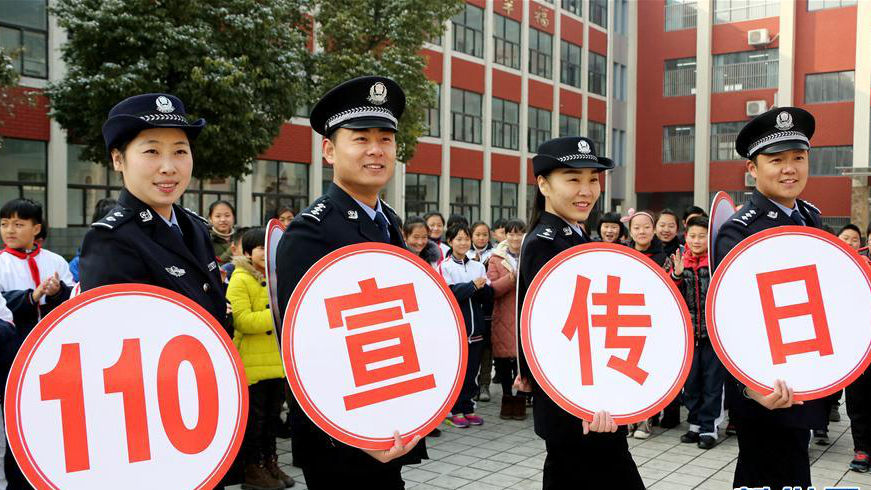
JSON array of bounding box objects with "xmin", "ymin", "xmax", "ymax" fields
[
  {"xmin": 600, "ymin": 222, "xmax": 621, "ymax": 243},
  {"xmin": 112, "ymin": 127, "xmax": 192, "ymax": 219},
  {"xmin": 472, "ymin": 224, "xmax": 490, "ymax": 249},
  {"xmin": 506, "ymin": 229, "xmax": 523, "ymax": 254},
  {"xmin": 404, "ymin": 223, "xmax": 429, "ymax": 254},
  {"xmin": 630, "ymin": 214, "xmax": 654, "ymax": 250},
  {"xmin": 655, "ymin": 214, "xmax": 678, "ymax": 243},
  {"xmin": 685, "ymin": 225, "xmax": 708, "ymax": 256},
  {"xmin": 426, "ymin": 215, "xmax": 445, "ymax": 240},
  {"xmin": 448, "ymin": 229, "xmax": 472, "ymax": 258},
  {"xmin": 839, "ymin": 228, "xmax": 862, "ymax": 250},
  {"xmin": 0, "ymin": 215, "xmax": 40, "ymax": 250},
  {"xmin": 748, "ymin": 149, "xmax": 809, "ymax": 208},
  {"xmin": 323, "ymin": 127, "xmax": 396, "ymax": 205},
  {"xmin": 539, "ymin": 168, "xmax": 601, "ymax": 224},
  {"xmin": 209, "ymin": 203, "xmax": 235, "ymax": 235},
  {"xmin": 247, "ymin": 245, "xmax": 266, "ymax": 272}
]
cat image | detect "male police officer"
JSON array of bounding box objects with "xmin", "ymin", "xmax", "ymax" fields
[
  {"xmin": 713, "ymin": 106, "xmax": 826, "ymax": 489},
  {"xmin": 275, "ymin": 76, "xmax": 425, "ymax": 489}
]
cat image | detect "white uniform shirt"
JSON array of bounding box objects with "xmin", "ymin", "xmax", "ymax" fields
[{"xmin": 0, "ymin": 247, "xmax": 74, "ymax": 305}]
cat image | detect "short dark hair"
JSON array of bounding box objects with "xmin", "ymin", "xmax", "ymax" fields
[
  {"xmin": 423, "ymin": 212, "xmax": 444, "ymax": 225},
  {"xmin": 272, "ymin": 206, "xmax": 294, "ymax": 219},
  {"xmin": 504, "ymin": 219, "xmax": 526, "ymax": 234},
  {"xmin": 656, "ymin": 208, "xmax": 680, "ymax": 229},
  {"xmin": 492, "ymin": 218, "xmax": 507, "ymax": 231},
  {"xmin": 445, "ymin": 223, "xmax": 472, "ymax": 242},
  {"xmin": 683, "ymin": 206, "xmax": 706, "ymax": 221},
  {"xmin": 208, "ymin": 200, "xmax": 236, "ymax": 219},
  {"xmin": 241, "ymin": 227, "xmax": 266, "ymax": 256},
  {"xmin": 403, "ymin": 216, "xmax": 428, "ymax": 237},
  {"xmin": 232, "ymin": 226, "xmax": 250, "ymax": 244},
  {"xmin": 686, "ymin": 215, "xmax": 709, "ymax": 230},
  {"xmin": 0, "ymin": 198, "xmax": 43, "ymax": 225},
  {"xmin": 838, "ymin": 223, "xmax": 862, "ymax": 238},
  {"xmin": 470, "ymin": 221, "xmax": 490, "ymax": 235},
  {"xmin": 447, "ymin": 214, "xmax": 469, "ymax": 229},
  {"xmin": 91, "ymin": 198, "xmax": 118, "ymax": 224}
]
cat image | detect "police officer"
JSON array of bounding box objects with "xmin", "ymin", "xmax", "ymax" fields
[
  {"xmin": 514, "ymin": 137, "xmax": 644, "ymax": 489},
  {"xmin": 275, "ymin": 76, "xmax": 424, "ymax": 489},
  {"xmin": 79, "ymin": 93, "xmax": 227, "ymax": 328},
  {"xmin": 713, "ymin": 106, "xmax": 826, "ymax": 489}
]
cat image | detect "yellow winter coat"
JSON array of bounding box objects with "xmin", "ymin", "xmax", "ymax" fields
[{"xmin": 226, "ymin": 258, "xmax": 284, "ymax": 385}]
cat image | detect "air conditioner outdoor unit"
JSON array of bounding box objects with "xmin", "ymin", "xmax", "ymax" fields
[
  {"xmin": 746, "ymin": 100, "xmax": 768, "ymax": 117},
  {"xmin": 748, "ymin": 28, "xmax": 770, "ymax": 46},
  {"xmin": 744, "ymin": 172, "xmax": 756, "ymax": 187}
]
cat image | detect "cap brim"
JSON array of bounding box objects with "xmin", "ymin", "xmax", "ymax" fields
[
  {"xmin": 563, "ymin": 156, "xmax": 615, "ymax": 171},
  {"xmin": 333, "ymin": 117, "xmax": 398, "ymax": 132},
  {"xmin": 102, "ymin": 115, "xmax": 206, "ymax": 157},
  {"xmin": 755, "ymin": 140, "xmax": 810, "ymax": 156}
]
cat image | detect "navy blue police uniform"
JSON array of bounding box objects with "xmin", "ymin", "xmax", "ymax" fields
[
  {"xmin": 713, "ymin": 106, "xmax": 826, "ymax": 489},
  {"xmin": 275, "ymin": 76, "xmax": 427, "ymax": 490},
  {"xmin": 516, "ymin": 137, "xmax": 644, "ymax": 490}
]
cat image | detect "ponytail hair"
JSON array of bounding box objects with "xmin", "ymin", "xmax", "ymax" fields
[{"xmin": 528, "ymin": 184, "xmax": 547, "ymax": 230}]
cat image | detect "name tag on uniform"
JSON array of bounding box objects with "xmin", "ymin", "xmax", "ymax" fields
[{"xmin": 208, "ymin": 261, "xmax": 217, "ymax": 272}]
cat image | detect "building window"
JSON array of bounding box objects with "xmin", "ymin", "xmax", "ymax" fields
[
  {"xmin": 451, "ymin": 88, "xmax": 483, "ymax": 144},
  {"xmin": 665, "ymin": 0, "xmax": 698, "ymax": 31},
  {"xmin": 562, "ymin": 0, "xmax": 582, "ymax": 16},
  {"xmin": 808, "ymin": 0, "xmax": 857, "ymax": 10},
  {"xmin": 0, "ymin": 0, "xmax": 47, "ymax": 78},
  {"xmin": 0, "ymin": 137, "xmax": 46, "ymax": 208},
  {"xmin": 450, "ymin": 177, "xmax": 481, "ymax": 223},
  {"xmin": 493, "ymin": 13, "xmax": 521, "ymax": 70},
  {"xmin": 613, "ymin": 62, "xmax": 627, "ymax": 100},
  {"xmin": 588, "ymin": 121, "xmax": 606, "ymax": 156},
  {"xmin": 663, "ymin": 125, "xmax": 695, "ymax": 163},
  {"xmin": 452, "ymin": 3, "xmax": 484, "ymax": 58},
  {"xmin": 614, "ymin": 0, "xmax": 629, "ymax": 34},
  {"xmin": 710, "ymin": 122, "xmax": 744, "ymax": 161},
  {"xmin": 67, "ymin": 144, "xmax": 123, "ymax": 227},
  {"xmin": 528, "ymin": 107, "xmax": 552, "ymax": 152},
  {"xmin": 805, "ymin": 71, "xmax": 855, "ymax": 104},
  {"xmin": 590, "ymin": 0, "xmax": 608, "ymax": 27},
  {"xmin": 559, "ymin": 114, "xmax": 581, "ymax": 137},
  {"xmin": 527, "ymin": 184, "xmax": 536, "ymax": 218},
  {"xmin": 491, "ymin": 181, "xmax": 518, "ymax": 221},
  {"xmin": 560, "ymin": 40, "xmax": 582, "ymax": 88},
  {"xmin": 405, "ymin": 173, "xmax": 439, "ymax": 217},
  {"xmin": 712, "ymin": 49, "xmax": 778, "ymax": 93},
  {"xmin": 251, "ymin": 160, "xmax": 308, "ymax": 225},
  {"xmin": 492, "ymin": 97, "xmax": 520, "ymax": 150},
  {"xmin": 425, "ymin": 84, "xmax": 441, "ymax": 137},
  {"xmin": 611, "ymin": 128, "xmax": 626, "ymax": 166},
  {"xmin": 529, "ymin": 28, "xmax": 553, "ymax": 79},
  {"xmin": 811, "ymin": 146, "xmax": 852, "ymax": 176},
  {"xmin": 182, "ymin": 178, "xmax": 237, "ymax": 218},
  {"xmin": 588, "ymin": 52, "xmax": 607, "ymax": 96},
  {"xmin": 664, "ymin": 57, "xmax": 697, "ymax": 97},
  {"xmin": 714, "ymin": 0, "xmax": 779, "ymax": 24}
]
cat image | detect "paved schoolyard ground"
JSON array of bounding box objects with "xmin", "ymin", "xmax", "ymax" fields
[{"xmin": 254, "ymin": 385, "xmax": 871, "ymax": 489}]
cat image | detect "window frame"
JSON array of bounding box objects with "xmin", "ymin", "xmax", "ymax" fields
[
  {"xmin": 251, "ymin": 160, "xmax": 309, "ymax": 225},
  {"xmin": 528, "ymin": 28, "xmax": 553, "ymax": 79},
  {"xmin": 588, "ymin": 51, "xmax": 607, "ymax": 96},
  {"xmin": 560, "ymin": 40, "xmax": 582, "ymax": 88},
  {"xmin": 493, "ymin": 13, "xmax": 521, "ymax": 70},
  {"xmin": 452, "ymin": 3, "xmax": 485, "ymax": 58},
  {"xmin": 451, "ymin": 88, "xmax": 483, "ymax": 144},
  {"xmin": 492, "ymin": 97, "xmax": 520, "ymax": 150},
  {"xmin": 528, "ymin": 106, "xmax": 553, "ymax": 153}
]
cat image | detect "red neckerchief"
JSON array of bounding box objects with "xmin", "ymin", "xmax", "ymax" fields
[
  {"xmin": 682, "ymin": 248, "xmax": 709, "ymax": 270},
  {"xmin": 2, "ymin": 243, "xmax": 42, "ymax": 288}
]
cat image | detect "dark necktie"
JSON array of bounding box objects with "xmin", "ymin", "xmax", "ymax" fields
[
  {"xmin": 170, "ymin": 222, "xmax": 184, "ymax": 240},
  {"xmin": 789, "ymin": 210, "xmax": 804, "ymax": 226},
  {"xmin": 373, "ymin": 212, "xmax": 391, "ymax": 243}
]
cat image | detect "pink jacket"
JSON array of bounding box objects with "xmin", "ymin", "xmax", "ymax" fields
[{"xmin": 486, "ymin": 246, "xmax": 519, "ymax": 358}]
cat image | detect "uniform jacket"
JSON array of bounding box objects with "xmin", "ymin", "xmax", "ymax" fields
[
  {"xmin": 440, "ymin": 254, "xmax": 493, "ymax": 342},
  {"xmin": 226, "ymin": 257, "xmax": 283, "ymax": 385},
  {"xmin": 713, "ymin": 188, "xmax": 827, "ymax": 430},
  {"xmin": 275, "ymin": 183, "xmax": 426, "ymax": 470},
  {"xmin": 487, "ymin": 243, "xmax": 519, "ymax": 358},
  {"xmin": 671, "ymin": 249, "xmax": 710, "ymax": 341},
  {"xmin": 78, "ymin": 189, "xmax": 228, "ymax": 330},
  {"xmin": 518, "ymin": 211, "xmax": 593, "ymax": 442}
]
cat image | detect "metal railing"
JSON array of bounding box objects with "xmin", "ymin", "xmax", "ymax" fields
[
  {"xmin": 663, "ymin": 134, "xmax": 694, "ymax": 163},
  {"xmin": 713, "ymin": 1, "xmax": 779, "ymax": 24},
  {"xmin": 664, "ymin": 67, "xmax": 696, "ymax": 97},
  {"xmin": 712, "ymin": 60, "xmax": 778, "ymax": 93},
  {"xmin": 710, "ymin": 133, "xmax": 741, "ymax": 161},
  {"xmin": 665, "ymin": 2, "xmax": 697, "ymax": 31}
]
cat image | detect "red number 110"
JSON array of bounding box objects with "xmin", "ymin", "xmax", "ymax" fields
[{"xmin": 38, "ymin": 335, "xmax": 220, "ymax": 473}]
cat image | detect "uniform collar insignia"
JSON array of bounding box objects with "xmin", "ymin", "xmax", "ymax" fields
[
  {"xmin": 544, "ymin": 227, "xmax": 553, "ymax": 236},
  {"xmin": 165, "ymin": 266, "xmax": 185, "ymax": 277},
  {"xmin": 563, "ymin": 226, "xmax": 572, "ymax": 236},
  {"xmin": 106, "ymin": 216, "xmax": 116, "ymax": 222},
  {"xmin": 767, "ymin": 211, "xmax": 778, "ymax": 219},
  {"xmin": 139, "ymin": 209, "xmax": 153, "ymax": 222},
  {"xmin": 113, "ymin": 211, "xmax": 123, "ymax": 217},
  {"xmin": 347, "ymin": 210, "xmax": 358, "ymax": 220}
]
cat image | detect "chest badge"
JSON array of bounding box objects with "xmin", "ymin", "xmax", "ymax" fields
[{"xmin": 165, "ymin": 266, "xmax": 186, "ymax": 277}]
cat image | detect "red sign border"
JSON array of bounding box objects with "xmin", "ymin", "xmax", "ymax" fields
[
  {"xmin": 520, "ymin": 242, "xmax": 694, "ymax": 424},
  {"xmin": 281, "ymin": 242, "xmax": 468, "ymax": 450},
  {"xmin": 4, "ymin": 284, "xmax": 249, "ymax": 490},
  {"xmin": 707, "ymin": 225, "xmax": 871, "ymax": 401}
]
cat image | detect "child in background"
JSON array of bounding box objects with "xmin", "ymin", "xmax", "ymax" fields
[
  {"xmin": 440, "ymin": 223, "xmax": 493, "ymax": 428},
  {"xmin": 226, "ymin": 227, "xmax": 294, "ymax": 489},
  {"xmin": 402, "ymin": 217, "xmax": 442, "ymax": 269},
  {"xmin": 671, "ymin": 216, "xmax": 724, "ymax": 450},
  {"xmin": 468, "ymin": 221, "xmax": 494, "ymax": 402},
  {"xmin": 491, "ymin": 218, "xmax": 507, "ymax": 244},
  {"xmin": 221, "ymin": 226, "xmax": 249, "ymax": 284},
  {"xmin": 468, "ymin": 221, "xmax": 494, "ymax": 263}
]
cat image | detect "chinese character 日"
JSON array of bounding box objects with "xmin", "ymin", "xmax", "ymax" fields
[{"xmin": 324, "ymin": 278, "xmax": 436, "ymax": 410}]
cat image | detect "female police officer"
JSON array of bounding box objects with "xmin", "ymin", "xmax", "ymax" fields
[{"xmin": 514, "ymin": 137, "xmax": 644, "ymax": 489}]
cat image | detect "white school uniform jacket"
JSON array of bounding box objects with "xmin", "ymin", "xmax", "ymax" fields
[{"xmin": 0, "ymin": 247, "xmax": 74, "ymax": 304}]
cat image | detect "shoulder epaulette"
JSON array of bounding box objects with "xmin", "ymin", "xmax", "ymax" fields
[
  {"xmin": 381, "ymin": 199, "xmax": 398, "ymax": 217},
  {"xmin": 535, "ymin": 226, "xmax": 556, "ymax": 241},
  {"xmin": 800, "ymin": 199, "xmax": 821, "ymax": 215},
  {"xmin": 183, "ymin": 207, "xmax": 211, "ymax": 227},
  {"xmin": 90, "ymin": 207, "xmax": 134, "ymax": 230},
  {"xmin": 730, "ymin": 205, "xmax": 759, "ymax": 227},
  {"xmin": 300, "ymin": 197, "xmax": 331, "ymax": 223}
]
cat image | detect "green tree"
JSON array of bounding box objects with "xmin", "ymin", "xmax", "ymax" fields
[
  {"xmin": 309, "ymin": 0, "xmax": 463, "ymax": 163},
  {"xmin": 46, "ymin": 0, "xmax": 309, "ymax": 178},
  {"xmin": 0, "ymin": 48, "xmax": 22, "ymax": 126}
]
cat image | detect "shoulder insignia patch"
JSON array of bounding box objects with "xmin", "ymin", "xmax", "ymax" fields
[
  {"xmin": 301, "ymin": 197, "xmax": 331, "ymax": 223},
  {"xmin": 536, "ymin": 227, "xmax": 555, "ymax": 240},
  {"xmin": 183, "ymin": 207, "xmax": 211, "ymax": 227},
  {"xmin": 91, "ymin": 206, "xmax": 133, "ymax": 230}
]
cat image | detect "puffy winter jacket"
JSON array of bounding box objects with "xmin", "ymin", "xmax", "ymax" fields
[
  {"xmin": 440, "ymin": 253, "xmax": 493, "ymax": 342},
  {"xmin": 226, "ymin": 257, "xmax": 284, "ymax": 384},
  {"xmin": 671, "ymin": 249, "xmax": 710, "ymax": 341}
]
